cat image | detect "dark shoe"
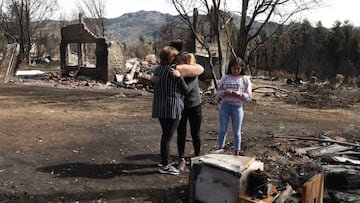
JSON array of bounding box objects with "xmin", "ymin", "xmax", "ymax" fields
[{"xmin": 234, "ymin": 150, "xmax": 244, "ymax": 156}]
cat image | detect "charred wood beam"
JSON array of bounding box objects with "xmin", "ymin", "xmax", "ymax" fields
[
  {"xmin": 252, "ymin": 85, "xmax": 289, "ymax": 97},
  {"xmin": 272, "ymin": 135, "xmax": 360, "ymax": 148}
]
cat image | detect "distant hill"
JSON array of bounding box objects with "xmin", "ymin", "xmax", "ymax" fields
[
  {"xmin": 104, "ymin": 10, "xmax": 177, "ymax": 45},
  {"xmin": 38, "ymin": 10, "xmax": 280, "ymax": 48},
  {"xmin": 103, "ymin": 10, "xmax": 279, "ymax": 46}
]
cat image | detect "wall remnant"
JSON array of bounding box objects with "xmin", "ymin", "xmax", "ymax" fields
[
  {"xmin": 0, "ymin": 43, "xmax": 20, "ymax": 84},
  {"xmin": 60, "ymin": 21, "xmax": 124, "ymax": 83}
]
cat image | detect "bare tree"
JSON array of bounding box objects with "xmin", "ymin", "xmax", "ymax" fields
[
  {"xmin": 159, "ymin": 18, "xmax": 188, "ymax": 46},
  {"xmin": 0, "ymin": 0, "xmax": 58, "ymax": 63},
  {"xmin": 236, "ymin": 0, "xmax": 325, "ymax": 63},
  {"xmin": 171, "ymin": 0, "xmax": 231, "ymax": 88},
  {"xmin": 170, "ymin": 0, "xmax": 325, "ymax": 77},
  {"xmin": 76, "ymin": 0, "xmax": 106, "ymax": 37}
]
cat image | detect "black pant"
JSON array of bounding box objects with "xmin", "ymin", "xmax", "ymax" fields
[
  {"xmin": 177, "ymin": 104, "xmax": 202, "ymax": 158},
  {"xmin": 159, "ymin": 118, "xmax": 180, "ymax": 166}
]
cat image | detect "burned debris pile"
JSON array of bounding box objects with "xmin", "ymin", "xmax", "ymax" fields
[
  {"xmin": 113, "ymin": 57, "xmax": 155, "ymax": 89},
  {"xmin": 270, "ymin": 134, "xmax": 360, "ymax": 202},
  {"xmin": 284, "ymin": 82, "xmax": 360, "ymax": 109}
]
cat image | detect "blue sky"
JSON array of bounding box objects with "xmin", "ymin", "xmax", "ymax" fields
[{"xmin": 56, "ymin": 0, "xmax": 360, "ymax": 28}]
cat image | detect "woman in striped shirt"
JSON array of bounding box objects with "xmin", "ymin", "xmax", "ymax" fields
[{"xmin": 152, "ymin": 46, "xmax": 203, "ymax": 175}]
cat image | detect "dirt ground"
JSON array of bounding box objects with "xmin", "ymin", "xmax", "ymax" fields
[{"xmin": 0, "ymin": 76, "xmax": 359, "ymax": 203}]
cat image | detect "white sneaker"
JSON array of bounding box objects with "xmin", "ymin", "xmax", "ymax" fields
[
  {"xmin": 157, "ymin": 160, "xmax": 174, "ymax": 167},
  {"xmin": 213, "ymin": 148, "xmax": 224, "ymax": 154},
  {"xmin": 178, "ymin": 158, "xmax": 186, "ymax": 171},
  {"xmin": 159, "ymin": 164, "xmax": 180, "ymax": 175}
]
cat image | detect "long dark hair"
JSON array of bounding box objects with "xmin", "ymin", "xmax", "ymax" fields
[{"xmin": 226, "ymin": 57, "xmax": 247, "ymax": 75}]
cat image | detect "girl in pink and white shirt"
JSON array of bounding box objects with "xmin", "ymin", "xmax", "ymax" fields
[{"xmin": 217, "ymin": 57, "xmax": 252, "ymax": 155}]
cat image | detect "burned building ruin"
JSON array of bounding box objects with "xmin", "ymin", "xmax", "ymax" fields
[{"xmin": 60, "ymin": 20, "xmax": 124, "ymax": 83}]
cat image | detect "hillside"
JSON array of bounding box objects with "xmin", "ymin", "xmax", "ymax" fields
[
  {"xmin": 38, "ymin": 10, "xmax": 280, "ymax": 49},
  {"xmin": 104, "ymin": 10, "xmax": 177, "ymax": 45}
]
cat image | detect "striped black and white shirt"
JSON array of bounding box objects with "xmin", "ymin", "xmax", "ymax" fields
[{"xmin": 152, "ymin": 64, "xmax": 184, "ymax": 119}]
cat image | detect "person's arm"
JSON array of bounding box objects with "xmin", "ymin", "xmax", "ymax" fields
[
  {"xmin": 150, "ymin": 65, "xmax": 160, "ymax": 85},
  {"xmin": 176, "ymin": 63, "xmax": 204, "ymax": 77},
  {"xmin": 240, "ymin": 76, "xmax": 252, "ymax": 101},
  {"xmin": 177, "ymin": 76, "xmax": 191, "ymax": 94},
  {"xmin": 150, "ymin": 75, "xmax": 160, "ymax": 84},
  {"xmin": 171, "ymin": 68, "xmax": 197, "ymax": 95},
  {"xmin": 229, "ymin": 76, "xmax": 252, "ymax": 101},
  {"xmin": 182, "ymin": 77, "xmax": 198, "ymax": 95},
  {"xmin": 216, "ymin": 76, "xmax": 227, "ymax": 99}
]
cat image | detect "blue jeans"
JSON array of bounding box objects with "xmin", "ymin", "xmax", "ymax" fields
[{"xmin": 218, "ymin": 102, "xmax": 244, "ymax": 150}]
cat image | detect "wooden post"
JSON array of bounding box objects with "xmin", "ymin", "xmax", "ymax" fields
[{"xmin": 301, "ymin": 173, "xmax": 324, "ymax": 203}]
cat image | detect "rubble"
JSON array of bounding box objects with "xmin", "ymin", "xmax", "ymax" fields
[
  {"xmin": 113, "ymin": 57, "xmax": 155, "ymax": 90},
  {"xmin": 272, "ymin": 134, "xmax": 360, "ymax": 202}
]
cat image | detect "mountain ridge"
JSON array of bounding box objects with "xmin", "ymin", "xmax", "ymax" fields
[{"xmin": 104, "ymin": 10, "xmax": 176, "ymax": 44}]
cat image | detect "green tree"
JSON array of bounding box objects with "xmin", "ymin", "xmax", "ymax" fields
[
  {"xmin": 235, "ymin": 0, "xmax": 325, "ymax": 62},
  {"xmin": 312, "ymin": 21, "xmax": 329, "ymax": 78}
]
